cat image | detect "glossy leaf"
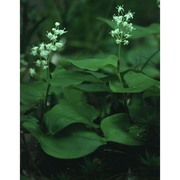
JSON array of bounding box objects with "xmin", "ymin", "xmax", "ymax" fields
[
  {"xmin": 20, "ymin": 81, "xmax": 46, "ymax": 106},
  {"xmin": 50, "ymin": 69, "xmax": 101, "ymax": 87},
  {"xmin": 65, "ymin": 55, "xmax": 117, "ymax": 71},
  {"xmin": 97, "ymin": 17, "xmax": 116, "ymax": 29},
  {"xmin": 101, "ymin": 113, "xmax": 143, "ymax": 146},
  {"xmin": 62, "ymin": 88, "xmax": 86, "ymax": 104},
  {"xmin": 128, "ymin": 95, "xmax": 147, "ymax": 121},
  {"xmin": 132, "ymin": 24, "xmax": 160, "ymax": 39},
  {"xmin": 45, "ymin": 100, "xmax": 100, "ymax": 134},
  {"xmin": 23, "ymin": 121, "xmax": 106, "ymax": 159},
  {"xmin": 75, "ymin": 83, "xmax": 111, "ymax": 92},
  {"xmin": 109, "ymin": 71, "xmax": 159, "ymax": 93},
  {"xmin": 143, "ymin": 86, "xmax": 160, "ymax": 99},
  {"xmin": 20, "ymin": 115, "xmax": 38, "ymax": 124}
]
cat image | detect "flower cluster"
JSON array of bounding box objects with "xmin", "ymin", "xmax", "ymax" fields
[
  {"xmin": 29, "ymin": 22, "xmax": 67, "ymax": 77},
  {"xmin": 110, "ymin": 5, "xmax": 135, "ymax": 45}
]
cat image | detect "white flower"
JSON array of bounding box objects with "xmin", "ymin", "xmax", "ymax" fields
[
  {"xmin": 123, "ymin": 40, "xmax": 129, "ymax": 45},
  {"xmin": 45, "ymin": 43, "xmax": 57, "ymax": 51},
  {"xmin": 31, "ymin": 46, "xmax": 38, "ymax": 56},
  {"xmin": 114, "ymin": 28, "xmax": 120, "ymax": 34},
  {"xmin": 47, "ymin": 32, "xmax": 57, "ymax": 41},
  {"xmin": 122, "ymin": 21, "xmax": 128, "ymax": 27},
  {"xmin": 124, "ymin": 11, "xmax": 134, "ymax": 21},
  {"xmin": 124, "ymin": 34, "xmax": 131, "ymax": 38},
  {"xmin": 127, "ymin": 23, "xmax": 135, "ymax": 31},
  {"xmin": 30, "ymin": 21, "xmax": 67, "ymax": 72},
  {"xmin": 41, "ymin": 60, "xmax": 47, "ymax": 66},
  {"xmin": 110, "ymin": 5, "xmax": 135, "ymax": 46},
  {"xmin": 59, "ymin": 28, "xmax": 67, "ymax": 35},
  {"xmin": 31, "ymin": 46, "xmax": 38, "ymax": 51},
  {"xmin": 39, "ymin": 43, "xmax": 45, "ymax": 51},
  {"xmin": 55, "ymin": 22, "xmax": 60, "ymax": 27},
  {"xmin": 55, "ymin": 42, "xmax": 64, "ymax": 49},
  {"xmin": 116, "ymin": 5, "xmax": 124, "ymax": 14},
  {"xmin": 110, "ymin": 28, "xmax": 120, "ymax": 37},
  {"xmin": 40, "ymin": 50, "xmax": 50, "ymax": 59},
  {"xmin": 51, "ymin": 45, "xmax": 57, "ymax": 51},
  {"xmin": 29, "ymin": 68, "xmax": 36, "ymax": 77},
  {"xmin": 31, "ymin": 50, "xmax": 38, "ymax": 56},
  {"xmin": 53, "ymin": 29, "xmax": 61, "ymax": 35},
  {"xmin": 36, "ymin": 60, "xmax": 41, "ymax": 67},
  {"xmin": 113, "ymin": 15, "xmax": 123, "ymax": 26},
  {"xmin": 42, "ymin": 65, "xmax": 48, "ymax": 70},
  {"xmin": 116, "ymin": 39, "xmax": 122, "ymax": 44},
  {"xmin": 46, "ymin": 43, "xmax": 53, "ymax": 50},
  {"xmin": 40, "ymin": 60, "xmax": 48, "ymax": 69}
]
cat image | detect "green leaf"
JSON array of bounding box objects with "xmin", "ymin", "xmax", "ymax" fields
[
  {"xmin": 20, "ymin": 81, "xmax": 46, "ymax": 106},
  {"xmin": 85, "ymin": 71, "xmax": 109, "ymax": 79},
  {"xmin": 109, "ymin": 71, "xmax": 159, "ymax": 93},
  {"xmin": 101, "ymin": 113, "xmax": 143, "ymax": 146},
  {"xmin": 20, "ymin": 115, "xmax": 38, "ymax": 124},
  {"xmin": 45, "ymin": 100, "xmax": 100, "ymax": 134},
  {"xmin": 125, "ymin": 39, "xmax": 160, "ymax": 74},
  {"xmin": 143, "ymin": 66, "xmax": 160, "ymax": 79},
  {"xmin": 143, "ymin": 86, "xmax": 160, "ymax": 99},
  {"xmin": 64, "ymin": 55, "xmax": 117, "ymax": 71},
  {"xmin": 97, "ymin": 17, "xmax": 116, "ymax": 29},
  {"xmin": 23, "ymin": 121, "xmax": 106, "ymax": 159},
  {"xmin": 62, "ymin": 87, "xmax": 86, "ymax": 104},
  {"xmin": 132, "ymin": 24, "xmax": 160, "ymax": 39},
  {"xmin": 128, "ymin": 95, "xmax": 147, "ymax": 121},
  {"xmin": 75, "ymin": 83, "xmax": 111, "ymax": 92},
  {"xmin": 50, "ymin": 69, "xmax": 101, "ymax": 87}
]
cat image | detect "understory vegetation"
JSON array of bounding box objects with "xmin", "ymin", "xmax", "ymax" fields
[{"xmin": 20, "ymin": 0, "xmax": 160, "ymax": 179}]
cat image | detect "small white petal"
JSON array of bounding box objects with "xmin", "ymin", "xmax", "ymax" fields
[
  {"xmin": 55, "ymin": 22, "xmax": 60, "ymax": 26},
  {"xmin": 116, "ymin": 39, "xmax": 122, "ymax": 44},
  {"xmin": 123, "ymin": 40, "xmax": 129, "ymax": 45},
  {"xmin": 55, "ymin": 42, "xmax": 64, "ymax": 49},
  {"xmin": 41, "ymin": 60, "xmax": 47, "ymax": 66},
  {"xmin": 29, "ymin": 68, "xmax": 36, "ymax": 77},
  {"xmin": 116, "ymin": 5, "xmax": 124, "ymax": 14},
  {"xmin": 36, "ymin": 60, "xmax": 41, "ymax": 67},
  {"xmin": 40, "ymin": 50, "xmax": 50, "ymax": 59}
]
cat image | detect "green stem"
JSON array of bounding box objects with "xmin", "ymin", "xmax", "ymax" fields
[
  {"xmin": 40, "ymin": 56, "xmax": 51, "ymax": 131},
  {"xmin": 117, "ymin": 44, "xmax": 131, "ymax": 121},
  {"xmin": 116, "ymin": 43, "xmax": 123, "ymax": 84},
  {"xmin": 44, "ymin": 83, "xmax": 51, "ymax": 111},
  {"xmin": 117, "ymin": 43, "xmax": 121, "ymax": 73},
  {"xmin": 44, "ymin": 56, "xmax": 51, "ymax": 112}
]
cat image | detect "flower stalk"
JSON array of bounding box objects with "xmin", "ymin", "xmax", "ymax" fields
[
  {"xmin": 110, "ymin": 5, "xmax": 135, "ymax": 83},
  {"xmin": 29, "ymin": 22, "xmax": 67, "ymax": 126}
]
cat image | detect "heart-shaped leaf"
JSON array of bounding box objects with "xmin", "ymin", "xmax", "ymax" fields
[
  {"xmin": 101, "ymin": 113, "xmax": 143, "ymax": 146},
  {"xmin": 50, "ymin": 69, "xmax": 101, "ymax": 87},
  {"xmin": 75, "ymin": 83, "xmax": 111, "ymax": 92},
  {"xmin": 64, "ymin": 55, "xmax": 117, "ymax": 71},
  {"xmin": 20, "ymin": 81, "xmax": 46, "ymax": 105},
  {"xmin": 45, "ymin": 100, "xmax": 100, "ymax": 134},
  {"xmin": 23, "ymin": 121, "xmax": 106, "ymax": 159},
  {"xmin": 109, "ymin": 71, "xmax": 159, "ymax": 93}
]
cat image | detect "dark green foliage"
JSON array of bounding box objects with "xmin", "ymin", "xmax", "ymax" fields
[{"xmin": 20, "ymin": 0, "xmax": 160, "ymax": 179}]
